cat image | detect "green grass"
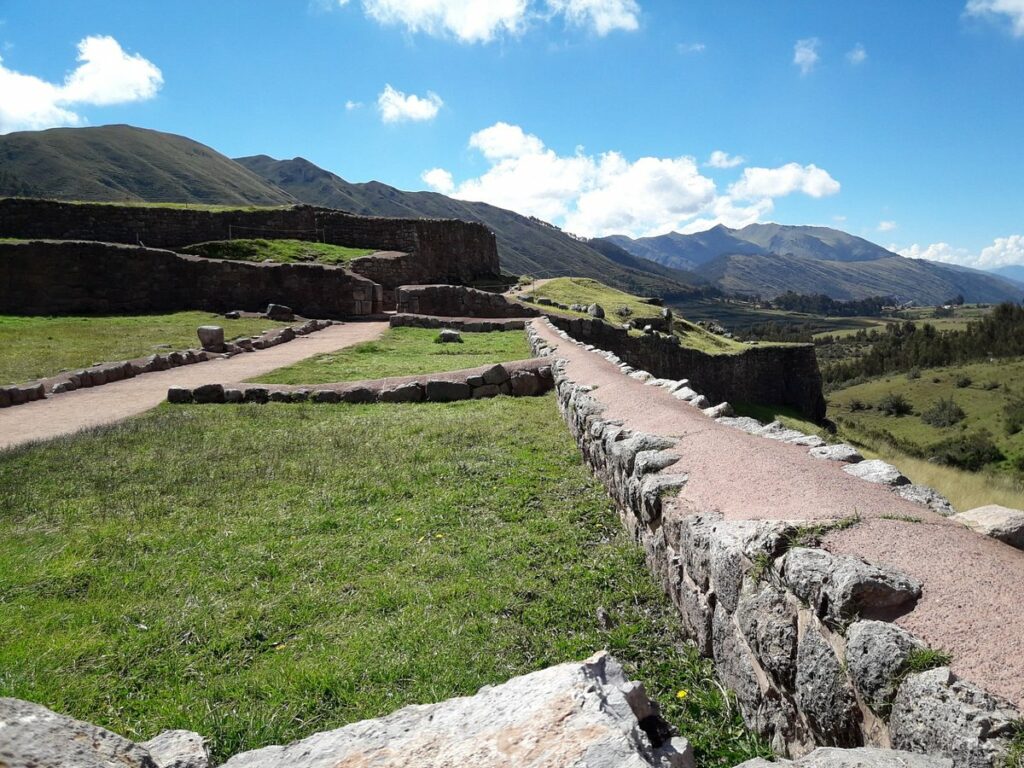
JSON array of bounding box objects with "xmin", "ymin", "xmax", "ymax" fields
[
  {"xmin": 0, "ymin": 313, "xmax": 290, "ymax": 385},
  {"xmin": 0, "ymin": 397, "xmax": 769, "ymax": 766},
  {"xmin": 182, "ymin": 239, "xmax": 376, "ymax": 265},
  {"xmin": 256, "ymin": 326, "xmax": 532, "ymax": 385},
  {"xmin": 905, "ymin": 647, "xmax": 952, "ymax": 673},
  {"xmin": 524, "ymin": 278, "xmax": 751, "ymax": 355}
]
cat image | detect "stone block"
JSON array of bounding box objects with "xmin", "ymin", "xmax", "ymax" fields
[
  {"xmin": 197, "ymin": 325, "xmax": 225, "ymax": 352},
  {"xmin": 843, "ymin": 459, "xmax": 909, "ymax": 486},
  {"xmin": 379, "ymin": 383, "xmax": 424, "ymax": 403},
  {"xmin": 312, "ymin": 390, "xmax": 342, "ymax": 404},
  {"xmin": 795, "ymin": 624, "xmax": 860, "ymax": 746},
  {"xmin": 341, "ymin": 387, "xmax": 377, "ymax": 404},
  {"xmin": 243, "ymin": 388, "xmax": 269, "ymax": 404},
  {"xmin": 481, "ymin": 364, "xmax": 509, "ymax": 385},
  {"xmin": 139, "ymin": 729, "xmax": 210, "ymax": 768},
  {"xmin": 167, "ymin": 386, "xmax": 193, "ymax": 404},
  {"xmin": 265, "ymin": 303, "xmax": 294, "ymax": 321},
  {"xmin": 223, "ymin": 389, "xmax": 244, "ymax": 404},
  {"xmin": 845, "ymin": 620, "xmax": 924, "ymax": 714},
  {"xmin": 809, "ymin": 444, "xmax": 863, "ymax": 463},
  {"xmin": 425, "ymin": 380, "xmax": 472, "ymax": 402},
  {"xmin": 952, "ymin": 505, "xmax": 1024, "ymax": 549},
  {"xmin": 471, "ymin": 384, "xmax": 502, "ymax": 399},
  {"xmin": 192, "ymin": 384, "xmax": 225, "ymax": 404}
]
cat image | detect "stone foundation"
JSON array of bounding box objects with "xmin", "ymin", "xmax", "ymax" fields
[{"xmin": 396, "ymin": 284, "xmax": 539, "ymax": 318}]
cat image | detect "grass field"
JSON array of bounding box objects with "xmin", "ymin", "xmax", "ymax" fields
[
  {"xmin": 256, "ymin": 326, "xmax": 531, "ymax": 385},
  {"xmin": 523, "ymin": 278, "xmax": 750, "ymax": 354},
  {"xmin": 0, "ymin": 313, "xmax": 290, "ymax": 385},
  {"xmin": 182, "ymin": 239, "xmax": 375, "ymax": 265},
  {"xmin": 0, "ymin": 397, "xmax": 769, "ymax": 766}
]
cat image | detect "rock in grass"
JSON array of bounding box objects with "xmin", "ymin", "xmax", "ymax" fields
[
  {"xmin": 588, "ymin": 303, "xmax": 605, "ymax": 318},
  {"xmin": 379, "ymin": 383, "xmax": 423, "ymax": 403},
  {"xmin": 192, "ymin": 384, "xmax": 225, "ymax": 404},
  {"xmin": 265, "ymin": 304, "xmax": 294, "ymax": 322},
  {"xmin": 735, "ymin": 747, "xmax": 951, "ymax": 768},
  {"xmin": 220, "ymin": 652, "xmax": 692, "ymax": 768},
  {"xmin": 139, "ymin": 729, "xmax": 210, "ymax": 768},
  {"xmin": 437, "ymin": 329, "xmax": 463, "ymax": 344},
  {"xmin": 167, "ymin": 386, "xmax": 193, "ymax": 404},
  {"xmin": 197, "ymin": 326, "xmax": 225, "ymax": 353}
]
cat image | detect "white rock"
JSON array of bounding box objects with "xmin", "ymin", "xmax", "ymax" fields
[
  {"xmin": 843, "ymin": 459, "xmax": 910, "ymax": 486},
  {"xmin": 221, "ymin": 652, "xmax": 693, "ymax": 768},
  {"xmin": 688, "ymin": 395, "xmax": 711, "ymax": 409},
  {"xmin": 703, "ymin": 402, "xmax": 734, "ymax": 419},
  {"xmin": 809, "ymin": 444, "xmax": 863, "ymax": 463},
  {"xmin": 952, "ymin": 505, "xmax": 1024, "ymax": 549},
  {"xmin": 629, "ymin": 370, "xmax": 655, "ymax": 382},
  {"xmin": 673, "ymin": 387, "xmax": 699, "ymax": 401},
  {"xmin": 139, "ymin": 730, "xmax": 210, "ymax": 768}
]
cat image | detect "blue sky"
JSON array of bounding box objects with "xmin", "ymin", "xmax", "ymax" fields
[{"xmin": 1, "ymin": 0, "xmax": 1022, "ymax": 267}]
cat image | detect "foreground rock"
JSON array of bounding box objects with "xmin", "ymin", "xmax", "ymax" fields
[
  {"xmin": 222, "ymin": 652, "xmax": 692, "ymax": 768},
  {"xmin": 952, "ymin": 505, "xmax": 1024, "ymax": 549},
  {"xmin": 736, "ymin": 747, "xmax": 951, "ymax": 768}
]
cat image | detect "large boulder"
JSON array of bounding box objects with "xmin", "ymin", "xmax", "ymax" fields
[
  {"xmin": 221, "ymin": 652, "xmax": 692, "ymax": 768},
  {"xmin": 196, "ymin": 326, "xmax": 225, "ymax": 353},
  {"xmin": 265, "ymin": 304, "xmax": 294, "ymax": 321},
  {"xmin": 952, "ymin": 505, "xmax": 1024, "ymax": 549},
  {"xmin": 588, "ymin": 303, "xmax": 606, "ymax": 319},
  {"xmin": 735, "ymin": 747, "xmax": 951, "ymax": 768},
  {"xmin": 845, "ymin": 620, "xmax": 924, "ymax": 715},
  {"xmin": 843, "ymin": 460, "xmax": 910, "ymax": 486}
]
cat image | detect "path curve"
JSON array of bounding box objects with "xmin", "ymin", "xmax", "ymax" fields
[{"xmin": 0, "ymin": 322, "xmax": 388, "ymax": 451}]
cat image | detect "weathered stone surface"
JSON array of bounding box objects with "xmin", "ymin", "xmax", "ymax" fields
[
  {"xmin": 782, "ymin": 548, "xmax": 921, "ymax": 624},
  {"xmin": 735, "ymin": 747, "xmax": 952, "ymax": 768},
  {"xmin": 890, "ymin": 667, "xmax": 1018, "ymax": 768},
  {"xmin": 843, "ymin": 460, "xmax": 910, "ymax": 486},
  {"xmin": 809, "ymin": 444, "xmax": 864, "ymax": 463},
  {"xmin": 894, "ymin": 485, "xmax": 956, "ymax": 517},
  {"xmin": 380, "ymin": 383, "xmax": 424, "ymax": 403},
  {"xmin": 224, "ymin": 310, "xmax": 241, "ymax": 320},
  {"xmin": 796, "ymin": 624, "xmax": 860, "ymax": 747},
  {"xmin": 167, "ymin": 386, "xmax": 193, "ymax": 404},
  {"xmin": 438, "ymin": 328, "xmax": 463, "ymax": 344},
  {"xmin": 952, "ymin": 505, "xmax": 1024, "ymax": 549},
  {"xmin": 425, "ymin": 380, "xmax": 472, "ymax": 402},
  {"xmin": 711, "ymin": 603, "xmax": 764, "ymax": 723},
  {"xmin": 223, "ymin": 388, "xmax": 244, "ymax": 404},
  {"xmin": 481, "ymin": 364, "xmax": 509, "ymax": 385},
  {"xmin": 717, "ymin": 415, "xmax": 766, "ymax": 433},
  {"xmin": 341, "ymin": 387, "xmax": 376, "ymax": 404},
  {"xmin": 191, "ymin": 384, "xmax": 225, "ymax": 404},
  {"xmin": 510, "ymin": 370, "xmax": 542, "ymax": 396},
  {"xmin": 688, "ymin": 395, "xmax": 711, "ymax": 409},
  {"xmin": 268, "ymin": 391, "xmax": 293, "ymax": 403},
  {"xmin": 312, "ymin": 389, "xmax": 341, "ymax": 403},
  {"xmin": 196, "ymin": 325, "xmax": 225, "ymax": 352},
  {"xmin": 472, "ymin": 384, "xmax": 502, "ymax": 399},
  {"xmin": 243, "ymin": 387, "xmax": 269, "ymax": 404},
  {"xmin": 736, "ymin": 583, "xmax": 799, "ymax": 688},
  {"xmin": 265, "ymin": 303, "xmax": 294, "ymax": 321},
  {"xmin": 0, "ymin": 697, "xmax": 157, "ymax": 768},
  {"xmin": 138, "ymin": 730, "xmax": 209, "ymax": 768},
  {"xmin": 845, "ymin": 620, "xmax": 924, "ymax": 714},
  {"xmin": 588, "ymin": 303, "xmax": 605, "ymax": 318},
  {"xmin": 221, "ymin": 652, "xmax": 692, "ymax": 768}
]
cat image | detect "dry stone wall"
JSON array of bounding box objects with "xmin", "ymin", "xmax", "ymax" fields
[
  {"xmin": 395, "ymin": 284, "xmax": 540, "ymax": 318},
  {"xmin": 0, "ymin": 240, "xmax": 382, "ymax": 318},
  {"xmin": 529, "ymin": 321, "xmax": 1020, "ymax": 768},
  {"xmin": 546, "ymin": 314, "xmax": 827, "ymax": 421},
  {"xmin": 0, "ymin": 199, "xmax": 501, "ymax": 298}
]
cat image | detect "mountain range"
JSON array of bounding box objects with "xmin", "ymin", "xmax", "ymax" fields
[
  {"xmin": 601, "ymin": 225, "xmax": 1022, "ymax": 305},
  {"xmin": 0, "ymin": 124, "xmax": 1020, "ymax": 305}
]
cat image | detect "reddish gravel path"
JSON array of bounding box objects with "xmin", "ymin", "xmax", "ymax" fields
[
  {"xmin": 532, "ymin": 319, "xmax": 1024, "ymax": 708},
  {"xmin": 0, "ymin": 322, "xmax": 387, "ymax": 451}
]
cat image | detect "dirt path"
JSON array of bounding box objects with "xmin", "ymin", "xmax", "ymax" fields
[
  {"xmin": 532, "ymin": 319, "xmax": 1024, "ymax": 708},
  {"xmin": 0, "ymin": 322, "xmax": 387, "ymax": 451}
]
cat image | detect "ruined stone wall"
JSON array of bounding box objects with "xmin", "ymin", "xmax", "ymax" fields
[
  {"xmin": 395, "ymin": 284, "xmax": 540, "ymax": 318},
  {"xmin": 546, "ymin": 315, "xmax": 826, "ymax": 421},
  {"xmin": 0, "ymin": 199, "xmax": 501, "ymax": 297},
  {"xmin": 530, "ymin": 323, "xmax": 1020, "ymax": 768},
  {"xmin": 0, "ymin": 240, "xmax": 381, "ymax": 318}
]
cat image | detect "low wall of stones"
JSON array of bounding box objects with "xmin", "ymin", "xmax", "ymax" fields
[
  {"xmin": 546, "ymin": 315, "xmax": 826, "ymax": 422},
  {"xmin": 529, "ymin": 323, "xmax": 1020, "ymax": 768},
  {"xmin": 389, "ymin": 314, "xmax": 527, "ymax": 332},
  {"xmin": 395, "ymin": 284, "xmax": 540, "ymax": 318},
  {"xmin": 0, "ymin": 199, "xmax": 502, "ymax": 293},
  {"xmin": 0, "ymin": 240, "xmax": 382, "ymax": 318},
  {"xmin": 166, "ymin": 359, "xmax": 553, "ymax": 405}
]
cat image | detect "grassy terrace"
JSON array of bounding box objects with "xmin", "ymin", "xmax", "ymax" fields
[
  {"xmin": 522, "ymin": 278, "xmax": 751, "ymax": 355},
  {"xmin": 182, "ymin": 239, "xmax": 376, "ymax": 265},
  {"xmin": 0, "ymin": 397, "xmax": 768, "ymax": 766},
  {"xmin": 0, "ymin": 312, "xmax": 290, "ymax": 385},
  {"xmin": 256, "ymin": 326, "xmax": 532, "ymax": 385}
]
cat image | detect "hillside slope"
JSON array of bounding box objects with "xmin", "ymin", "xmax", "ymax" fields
[
  {"xmin": 0, "ymin": 125, "xmax": 294, "ymax": 206},
  {"xmin": 236, "ymin": 155, "xmax": 700, "ymax": 296}
]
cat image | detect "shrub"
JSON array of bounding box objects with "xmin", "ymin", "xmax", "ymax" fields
[
  {"xmin": 928, "ymin": 430, "xmax": 1004, "ymax": 471},
  {"xmin": 921, "ymin": 397, "xmax": 966, "ymax": 428},
  {"xmin": 1005, "ymin": 399, "xmax": 1024, "ymax": 436},
  {"xmin": 849, "ymin": 398, "xmax": 869, "ymax": 412},
  {"xmin": 932, "ymin": 377, "xmax": 942, "ymax": 384},
  {"xmin": 955, "ymin": 374, "xmax": 972, "ymax": 388},
  {"xmin": 982, "ymin": 380, "xmax": 1000, "ymax": 391},
  {"xmin": 878, "ymin": 392, "xmax": 913, "ymax": 417},
  {"xmin": 906, "ymin": 368, "xmax": 921, "ymax": 380},
  {"xmin": 615, "ymin": 305, "xmax": 633, "ymax": 318}
]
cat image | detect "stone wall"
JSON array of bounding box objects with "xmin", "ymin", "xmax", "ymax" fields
[
  {"xmin": 530, "ymin": 323, "xmax": 1020, "ymax": 768},
  {"xmin": 0, "ymin": 240, "xmax": 382, "ymax": 318},
  {"xmin": 547, "ymin": 315, "xmax": 826, "ymax": 421},
  {"xmin": 395, "ymin": 284, "xmax": 540, "ymax": 318},
  {"xmin": 0, "ymin": 199, "xmax": 502, "ymax": 300}
]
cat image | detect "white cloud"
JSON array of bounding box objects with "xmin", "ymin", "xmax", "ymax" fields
[
  {"xmin": 677, "ymin": 42, "xmax": 705, "ymax": 54},
  {"xmin": 705, "ymin": 150, "xmax": 745, "ymax": 169},
  {"xmin": 793, "ymin": 37, "xmax": 820, "ymax": 75},
  {"xmin": 878, "ymin": 220, "xmax": 897, "ymax": 232},
  {"xmin": 729, "ymin": 162, "xmax": 840, "ymax": 200},
  {"xmin": 422, "ymin": 122, "xmax": 842, "ymax": 238},
  {"xmin": 347, "ymin": 0, "xmax": 639, "ymax": 43},
  {"xmin": 847, "ymin": 43, "xmax": 867, "ymax": 64},
  {"xmin": 965, "ymin": 0, "xmax": 1024, "ymax": 37},
  {"xmin": 546, "ymin": 0, "xmax": 640, "ymax": 35},
  {"xmin": 896, "ymin": 235, "xmax": 1024, "ymax": 269},
  {"xmin": 377, "ymin": 84, "xmax": 443, "ymax": 123},
  {"xmin": 345, "ymin": 99, "xmax": 363, "ymax": 110},
  {"xmin": 0, "ymin": 35, "xmax": 162, "ymax": 134}
]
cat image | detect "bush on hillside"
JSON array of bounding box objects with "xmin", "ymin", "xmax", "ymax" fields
[
  {"xmin": 878, "ymin": 392, "xmax": 913, "ymax": 417},
  {"xmin": 921, "ymin": 397, "xmax": 966, "ymax": 428},
  {"xmin": 928, "ymin": 431, "xmax": 1004, "ymax": 471},
  {"xmin": 1005, "ymin": 399, "xmax": 1024, "ymax": 436},
  {"xmin": 955, "ymin": 374, "xmax": 972, "ymax": 388}
]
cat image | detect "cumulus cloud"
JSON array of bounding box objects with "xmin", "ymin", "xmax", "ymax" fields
[
  {"xmin": 705, "ymin": 150, "xmax": 745, "ymax": 169},
  {"xmin": 896, "ymin": 235, "xmax": 1024, "ymax": 269},
  {"xmin": 422, "ymin": 122, "xmax": 841, "ymax": 238},
  {"xmin": 344, "ymin": 0, "xmax": 639, "ymax": 42},
  {"xmin": 793, "ymin": 37, "xmax": 820, "ymax": 75},
  {"xmin": 965, "ymin": 0, "xmax": 1024, "ymax": 36},
  {"xmin": 0, "ymin": 35, "xmax": 162, "ymax": 134},
  {"xmin": 878, "ymin": 220, "xmax": 897, "ymax": 232},
  {"xmin": 729, "ymin": 163, "xmax": 840, "ymax": 200},
  {"xmin": 377, "ymin": 84, "xmax": 443, "ymax": 123},
  {"xmin": 847, "ymin": 43, "xmax": 867, "ymax": 64}
]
